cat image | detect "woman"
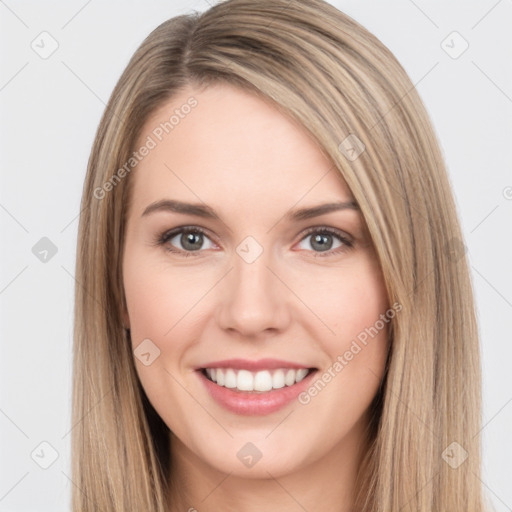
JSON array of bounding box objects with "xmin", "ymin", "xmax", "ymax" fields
[{"xmin": 72, "ymin": 0, "xmax": 488, "ymax": 510}]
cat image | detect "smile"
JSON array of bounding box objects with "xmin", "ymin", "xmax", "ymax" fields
[
  {"xmin": 202, "ymin": 367, "xmax": 314, "ymax": 392},
  {"xmin": 196, "ymin": 359, "xmax": 318, "ymax": 415}
]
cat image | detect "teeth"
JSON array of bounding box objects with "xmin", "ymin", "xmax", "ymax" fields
[
  {"xmin": 272, "ymin": 370, "xmax": 285, "ymax": 389},
  {"xmin": 296, "ymin": 368, "xmax": 309, "ymax": 382},
  {"xmin": 224, "ymin": 369, "xmax": 237, "ymax": 388},
  {"xmin": 284, "ymin": 369, "xmax": 295, "ymax": 386},
  {"xmin": 237, "ymin": 370, "xmax": 254, "ymax": 391},
  {"xmin": 254, "ymin": 370, "xmax": 273, "ymax": 391},
  {"xmin": 204, "ymin": 367, "xmax": 312, "ymax": 391}
]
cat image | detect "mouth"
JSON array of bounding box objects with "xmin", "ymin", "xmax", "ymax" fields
[
  {"xmin": 199, "ymin": 366, "xmax": 317, "ymax": 393},
  {"xmin": 195, "ymin": 358, "xmax": 319, "ymax": 415}
]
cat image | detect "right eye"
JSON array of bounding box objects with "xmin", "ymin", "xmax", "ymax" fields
[{"xmin": 154, "ymin": 226, "xmax": 216, "ymax": 256}]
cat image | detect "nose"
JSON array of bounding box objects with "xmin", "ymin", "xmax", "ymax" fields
[{"xmin": 215, "ymin": 247, "xmax": 291, "ymax": 338}]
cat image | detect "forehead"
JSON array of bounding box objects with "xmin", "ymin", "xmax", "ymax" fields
[{"xmin": 128, "ymin": 82, "xmax": 353, "ymax": 219}]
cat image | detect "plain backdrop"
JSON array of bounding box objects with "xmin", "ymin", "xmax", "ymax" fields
[{"xmin": 0, "ymin": 0, "xmax": 511, "ymax": 510}]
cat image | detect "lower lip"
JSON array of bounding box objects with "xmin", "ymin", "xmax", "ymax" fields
[{"xmin": 197, "ymin": 369, "xmax": 317, "ymax": 416}]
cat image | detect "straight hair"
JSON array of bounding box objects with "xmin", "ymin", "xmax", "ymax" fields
[{"xmin": 72, "ymin": 1, "xmax": 487, "ymax": 510}]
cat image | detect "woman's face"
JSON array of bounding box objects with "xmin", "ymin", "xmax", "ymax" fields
[{"xmin": 122, "ymin": 82, "xmax": 391, "ymax": 479}]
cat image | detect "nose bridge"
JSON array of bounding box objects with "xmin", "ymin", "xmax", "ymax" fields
[{"xmin": 216, "ymin": 235, "xmax": 290, "ymax": 335}]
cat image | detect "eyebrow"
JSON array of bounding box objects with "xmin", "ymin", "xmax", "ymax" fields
[{"xmin": 141, "ymin": 199, "xmax": 359, "ymax": 222}]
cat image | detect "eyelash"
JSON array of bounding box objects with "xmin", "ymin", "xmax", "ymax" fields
[{"xmin": 152, "ymin": 225, "xmax": 354, "ymax": 258}]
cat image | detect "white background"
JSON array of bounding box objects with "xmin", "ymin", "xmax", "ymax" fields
[{"xmin": 0, "ymin": 0, "xmax": 511, "ymax": 510}]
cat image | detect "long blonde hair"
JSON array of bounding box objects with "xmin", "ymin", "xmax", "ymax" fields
[{"xmin": 72, "ymin": 0, "xmax": 487, "ymax": 510}]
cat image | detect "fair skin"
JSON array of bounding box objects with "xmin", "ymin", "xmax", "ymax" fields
[{"xmin": 122, "ymin": 82, "xmax": 390, "ymax": 512}]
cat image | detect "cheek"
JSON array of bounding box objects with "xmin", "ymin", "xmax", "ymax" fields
[
  {"xmin": 123, "ymin": 251, "xmax": 210, "ymax": 344},
  {"xmin": 122, "ymin": 250, "xmax": 219, "ymax": 414},
  {"xmin": 122, "ymin": 252, "xmax": 207, "ymax": 423},
  {"xmin": 292, "ymin": 264, "xmax": 390, "ymax": 439},
  {"xmin": 296, "ymin": 258, "xmax": 390, "ymax": 398},
  {"xmin": 295, "ymin": 257, "xmax": 389, "ymax": 344}
]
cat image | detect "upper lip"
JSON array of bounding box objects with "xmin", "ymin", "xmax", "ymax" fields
[{"xmin": 196, "ymin": 358, "xmax": 316, "ymax": 372}]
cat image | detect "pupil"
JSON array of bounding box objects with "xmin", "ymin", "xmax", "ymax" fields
[{"xmin": 312, "ymin": 234, "xmax": 332, "ymax": 252}]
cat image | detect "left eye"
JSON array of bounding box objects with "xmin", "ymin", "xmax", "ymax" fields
[{"xmin": 297, "ymin": 229, "xmax": 351, "ymax": 254}]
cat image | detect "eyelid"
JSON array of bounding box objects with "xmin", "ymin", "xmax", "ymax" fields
[{"xmin": 298, "ymin": 225, "xmax": 353, "ymax": 244}]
